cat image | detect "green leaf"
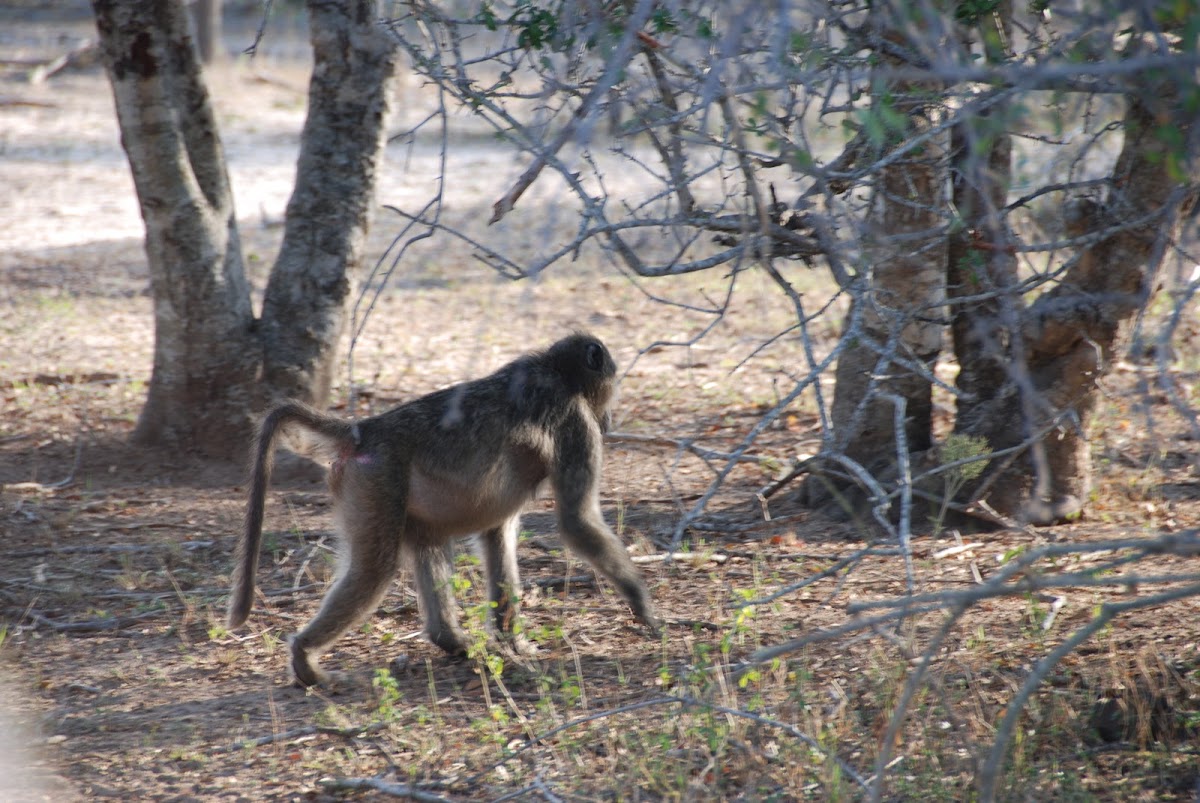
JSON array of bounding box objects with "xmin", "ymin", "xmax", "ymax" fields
[
  {"xmin": 477, "ymin": 2, "xmax": 498, "ymax": 32},
  {"xmin": 651, "ymin": 8, "xmax": 677, "ymax": 34}
]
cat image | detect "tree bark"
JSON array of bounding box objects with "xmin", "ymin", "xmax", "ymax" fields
[
  {"xmin": 94, "ymin": 0, "xmax": 397, "ymax": 459},
  {"xmin": 258, "ymin": 0, "xmax": 397, "ymax": 408},
  {"xmin": 92, "ymin": 0, "xmax": 258, "ymax": 457},
  {"xmin": 954, "ymin": 86, "xmax": 1198, "ymax": 522},
  {"xmin": 828, "ymin": 26, "xmax": 947, "ymax": 474},
  {"xmin": 191, "ymin": 0, "xmax": 222, "ymax": 64}
]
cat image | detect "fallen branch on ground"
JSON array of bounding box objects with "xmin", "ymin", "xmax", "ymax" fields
[
  {"xmin": 215, "ymin": 721, "xmax": 389, "ymax": 754},
  {"xmin": 320, "ymin": 777, "xmax": 453, "ymax": 802}
]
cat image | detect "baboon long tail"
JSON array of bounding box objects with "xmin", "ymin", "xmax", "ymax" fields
[{"xmin": 227, "ymin": 402, "xmax": 354, "ymax": 629}]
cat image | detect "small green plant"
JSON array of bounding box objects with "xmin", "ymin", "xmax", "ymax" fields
[
  {"xmin": 1022, "ymin": 592, "xmax": 1048, "ymax": 637},
  {"xmin": 115, "ymin": 553, "xmax": 149, "ymax": 591},
  {"xmin": 966, "ymin": 624, "xmax": 988, "ymax": 651},
  {"xmin": 260, "ymin": 631, "xmax": 281, "ymax": 656},
  {"xmin": 722, "ymin": 588, "xmax": 758, "ymax": 668},
  {"xmin": 372, "ymin": 667, "xmax": 402, "ymax": 722},
  {"xmin": 931, "ymin": 433, "xmax": 990, "ymax": 536},
  {"xmin": 464, "ymin": 597, "xmax": 505, "ymax": 679}
]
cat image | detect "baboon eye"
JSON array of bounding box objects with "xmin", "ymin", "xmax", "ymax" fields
[{"xmin": 586, "ymin": 343, "xmax": 604, "ymax": 371}]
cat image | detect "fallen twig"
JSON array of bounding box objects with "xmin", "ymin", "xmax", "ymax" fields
[
  {"xmin": 608, "ymin": 431, "xmax": 772, "ymax": 465},
  {"xmin": 530, "ymin": 574, "xmax": 595, "ymax": 590},
  {"xmin": 630, "ymin": 551, "xmax": 728, "ymax": 565},
  {"xmin": 24, "ymin": 608, "xmax": 163, "ymax": 633},
  {"xmin": 320, "ymin": 777, "xmax": 453, "ymax": 802},
  {"xmin": 6, "ymin": 540, "xmax": 214, "ymax": 560},
  {"xmin": 215, "ymin": 721, "xmax": 389, "ymax": 754},
  {"xmin": 462, "ymin": 693, "xmax": 866, "ymax": 794}
]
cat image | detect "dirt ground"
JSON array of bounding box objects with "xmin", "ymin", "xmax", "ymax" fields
[{"xmin": 3, "ymin": 12, "xmax": 1200, "ymax": 803}]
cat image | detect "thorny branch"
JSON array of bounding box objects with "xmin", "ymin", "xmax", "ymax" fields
[
  {"xmin": 368, "ymin": 1, "xmax": 1200, "ymax": 796},
  {"xmin": 735, "ymin": 530, "xmax": 1200, "ymax": 798}
]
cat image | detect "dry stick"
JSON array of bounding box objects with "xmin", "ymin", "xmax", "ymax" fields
[
  {"xmin": 487, "ymin": 0, "xmax": 657, "ymax": 225},
  {"xmin": 742, "ymin": 546, "xmax": 900, "ymax": 607},
  {"xmin": 460, "ymin": 694, "xmax": 865, "ymax": 795},
  {"xmin": 854, "ymin": 565, "xmax": 1200, "ymax": 608},
  {"xmin": 215, "ymin": 721, "xmax": 389, "ymax": 754},
  {"xmin": 13, "ymin": 584, "xmax": 324, "ymax": 632},
  {"xmin": 737, "ymin": 603, "xmax": 948, "ymax": 680},
  {"xmin": 387, "ymin": 27, "xmax": 610, "ymax": 266},
  {"xmin": 810, "ymin": 413, "xmax": 1085, "ymax": 526},
  {"xmin": 868, "ymin": 603, "xmax": 968, "ymax": 803},
  {"xmin": 699, "ymin": 698, "xmax": 869, "ymax": 791},
  {"xmin": 24, "ymin": 608, "xmax": 162, "ymax": 633},
  {"xmin": 1154, "ymin": 271, "xmax": 1200, "ymax": 450},
  {"xmin": 731, "ymin": 530, "xmax": 1200, "ymax": 794},
  {"xmin": 641, "ymin": 46, "xmax": 695, "ymax": 215},
  {"xmin": 687, "ymin": 513, "xmax": 811, "ymax": 535},
  {"xmin": 348, "ymin": 76, "xmax": 452, "ymax": 397},
  {"xmin": 606, "ymin": 431, "xmax": 772, "ymax": 465},
  {"xmin": 882, "ymin": 393, "xmax": 916, "ymax": 595},
  {"xmin": 667, "ymin": 372, "xmax": 827, "ymax": 551},
  {"xmin": 462, "ymin": 696, "xmax": 684, "ymax": 787},
  {"xmin": 490, "ymin": 776, "xmax": 564, "ymax": 803},
  {"xmin": 321, "ymin": 777, "xmax": 452, "ymax": 802},
  {"xmin": 241, "ymin": 0, "xmax": 274, "ymax": 57},
  {"xmin": 813, "ymin": 452, "xmax": 899, "ymax": 540},
  {"xmin": 6, "ymin": 540, "xmax": 214, "ymax": 559},
  {"xmin": 846, "ymin": 531, "xmax": 1200, "ymax": 616},
  {"xmin": 977, "ymin": 581, "xmax": 1200, "ymax": 803}
]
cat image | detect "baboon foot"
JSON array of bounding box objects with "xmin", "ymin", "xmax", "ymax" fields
[
  {"xmin": 504, "ymin": 633, "xmax": 540, "ymax": 658},
  {"xmin": 638, "ymin": 614, "xmax": 665, "ymax": 639},
  {"xmin": 288, "ymin": 637, "xmax": 355, "ymax": 690},
  {"xmin": 427, "ymin": 627, "xmax": 470, "ymax": 658}
]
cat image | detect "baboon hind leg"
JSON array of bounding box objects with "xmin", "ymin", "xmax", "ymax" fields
[
  {"xmin": 290, "ymin": 483, "xmax": 401, "ymax": 687},
  {"xmin": 411, "ymin": 540, "xmax": 469, "ymax": 657}
]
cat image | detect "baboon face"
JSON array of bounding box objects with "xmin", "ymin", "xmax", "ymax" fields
[{"xmin": 547, "ymin": 333, "xmax": 618, "ymax": 417}]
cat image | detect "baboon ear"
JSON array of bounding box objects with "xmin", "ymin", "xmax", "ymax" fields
[{"xmin": 586, "ymin": 342, "xmax": 605, "ymax": 371}]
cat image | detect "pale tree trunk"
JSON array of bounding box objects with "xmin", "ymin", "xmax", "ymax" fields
[
  {"xmin": 93, "ymin": 0, "xmax": 397, "ymax": 459},
  {"xmin": 191, "ymin": 0, "xmax": 222, "ymax": 64},
  {"xmin": 258, "ymin": 0, "xmax": 397, "ymax": 408},
  {"xmin": 828, "ymin": 28, "xmax": 947, "ymax": 475},
  {"xmin": 92, "ymin": 0, "xmax": 258, "ymax": 457},
  {"xmin": 954, "ymin": 85, "xmax": 1198, "ymax": 522}
]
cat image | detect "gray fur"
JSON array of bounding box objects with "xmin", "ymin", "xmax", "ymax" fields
[{"xmin": 227, "ymin": 334, "xmax": 659, "ymax": 687}]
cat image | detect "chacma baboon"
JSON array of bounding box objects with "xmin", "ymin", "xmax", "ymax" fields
[{"xmin": 227, "ymin": 333, "xmax": 659, "ymax": 687}]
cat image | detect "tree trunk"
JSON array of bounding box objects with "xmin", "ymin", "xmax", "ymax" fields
[
  {"xmin": 191, "ymin": 0, "xmax": 222, "ymax": 64},
  {"xmin": 94, "ymin": 0, "xmax": 397, "ymax": 459},
  {"xmin": 92, "ymin": 0, "xmax": 258, "ymax": 457},
  {"xmin": 828, "ymin": 28, "xmax": 947, "ymax": 474},
  {"xmin": 258, "ymin": 0, "xmax": 397, "ymax": 408},
  {"xmin": 955, "ymin": 87, "xmax": 1198, "ymax": 523}
]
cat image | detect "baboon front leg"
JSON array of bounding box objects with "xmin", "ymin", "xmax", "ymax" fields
[
  {"xmin": 558, "ymin": 513, "xmax": 660, "ymax": 632},
  {"xmin": 552, "ymin": 416, "xmax": 660, "ymax": 632},
  {"xmin": 412, "ymin": 540, "xmax": 469, "ymax": 657}
]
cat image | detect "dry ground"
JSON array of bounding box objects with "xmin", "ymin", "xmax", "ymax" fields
[{"xmin": 3, "ymin": 17, "xmax": 1200, "ymax": 803}]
